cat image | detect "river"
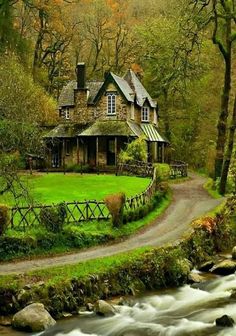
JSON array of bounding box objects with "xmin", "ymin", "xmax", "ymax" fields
[{"xmin": 1, "ymin": 272, "xmax": 236, "ymax": 336}]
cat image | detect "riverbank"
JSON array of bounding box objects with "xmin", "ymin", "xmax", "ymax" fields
[{"xmin": 0, "ymin": 197, "xmax": 235, "ymax": 323}]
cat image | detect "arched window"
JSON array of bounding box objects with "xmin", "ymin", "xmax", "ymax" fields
[{"xmin": 107, "ymin": 93, "xmax": 116, "ymax": 115}]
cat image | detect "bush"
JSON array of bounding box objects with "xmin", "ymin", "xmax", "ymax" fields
[
  {"xmin": 39, "ymin": 203, "xmax": 67, "ymax": 233},
  {"xmin": 66, "ymin": 164, "xmax": 91, "ymax": 173},
  {"xmin": 104, "ymin": 193, "xmax": 126, "ymax": 228},
  {"xmin": 118, "ymin": 136, "xmax": 148, "ymax": 163},
  {"xmin": 154, "ymin": 163, "xmax": 170, "ymax": 182},
  {"xmin": 0, "ymin": 205, "xmax": 9, "ymax": 236}
]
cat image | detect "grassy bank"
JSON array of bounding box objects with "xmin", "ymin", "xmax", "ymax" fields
[
  {"xmin": 0, "ymin": 191, "xmax": 171, "ymax": 262},
  {"xmin": 0, "ymin": 198, "xmax": 235, "ymax": 318}
]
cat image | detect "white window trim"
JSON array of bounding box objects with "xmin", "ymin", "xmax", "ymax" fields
[
  {"xmin": 107, "ymin": 93, "xmax": 116, "ymax": 115},
  {"xmin": 141, "ymin": 106, "xmax": 150, "ymax": 122},
  {"xmin": 65, "ymin": 108, "xmax": 70, "ymax": 120}
]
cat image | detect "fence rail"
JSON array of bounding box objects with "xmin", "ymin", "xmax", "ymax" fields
[
  {"xmin": 10, "ymin": 200, "xmax": 110, "ymax": 231},
  {"xmin": 125, "ymin": 168, "xmax": 157, "ymax": 212}
]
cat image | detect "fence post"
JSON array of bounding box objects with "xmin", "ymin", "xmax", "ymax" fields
[{"xmin": 86, "ymin": 202, "xmax": 89, "ymax": 220}]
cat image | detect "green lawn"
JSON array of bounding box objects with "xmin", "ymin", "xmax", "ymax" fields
[{"xmin": 0, "ymin": 173, "xmax": 150, "ymax": 206}]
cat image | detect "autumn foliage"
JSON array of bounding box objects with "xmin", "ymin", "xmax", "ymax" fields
[{"xmin": 193, "ymin": 217, "xmax": 217, "ymax": 234}]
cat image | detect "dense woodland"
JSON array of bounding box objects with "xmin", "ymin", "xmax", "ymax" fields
[{"xmin": 0, "ymin": 0, "xmax": 235, "ymax": 194}]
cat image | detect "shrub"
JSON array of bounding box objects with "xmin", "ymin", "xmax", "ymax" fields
[
  {"xmin": 39, "ymin": 203, "xmax": 67, "ymax": 233},
  {"xmin": 104, "ymin": 193, "xmax": 126, "ymax": 228},
  {"xmin": 0, "ymin": 205, "xmax": 9, "ymax": 236},
  {"xmin": 154, "ymin": 163, "xmax": 170, "ymax": 182},
  {"xmin": 118, "ymin": 136, "xmax": 148, "ymax": 163}
]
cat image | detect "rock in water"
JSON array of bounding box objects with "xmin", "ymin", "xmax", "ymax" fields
[
  {"xmin": 198, "ymin": 260, "xmax": 214, "ymax": 272},
  {"xmin": 215, "ymin": 315, "xmax": 235, "ymax": 327},
  {"xmin": 210, "ymin": 260, "xmax": 236, "ymax": 275},
  {"xmin": 188, "ymin": 272, "xmax": 205, "ymax": 284},
  {"xmin": 12, "ymin": 303, "xmax": 56, "ymax": 332},
  {"xmin": 232, "ymin": 246, "xmax": 236, "ymax": 260},
  {"xmin": 95, "ymin": 300, "xmax": 116, "ymax": 316}
]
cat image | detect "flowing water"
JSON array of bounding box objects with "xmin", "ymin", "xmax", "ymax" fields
[{"xmin": 2, "ymin": 272, "xmax": 236, "ymax": 336}]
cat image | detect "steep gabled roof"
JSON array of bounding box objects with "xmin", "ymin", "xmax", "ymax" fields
[
  {"xmin": 93, "ymin": 72, "xmax": 134, "ymax": 104},
  {"xmin": 58, "ymin": 69, "xmax": 157, "ymax": 109},
  {"xmin": 124, "ymin": 70, "xmax": 156, "ymax": 108}
]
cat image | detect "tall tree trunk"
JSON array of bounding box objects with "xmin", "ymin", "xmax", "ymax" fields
[
  {"xmin": 214, "ymin": 14, "xmax": 232, "ymax": 179},
  {"xmin": 219, "ymin": 94, "xmax": 236, "ymax": 194},
  {"xmin": 162, "ymin": 89, "xmax": 172, "ymax": 142},
  {"xmin": 32, "ymin": 9, "xmax": 45, "ymax": 81}
]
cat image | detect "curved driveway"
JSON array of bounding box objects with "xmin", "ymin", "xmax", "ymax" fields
[{"xmin": 0, "ymin": 174, "xmax": 222, "ymax": 275}]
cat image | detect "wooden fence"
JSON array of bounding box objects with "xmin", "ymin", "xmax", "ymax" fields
[
  {"xmin": 125, "ymin": 168, "xmax": 157, "ymax": 212},
  {"xmin": 10, "ymin": 168, "xmax": 157, "ymax": 231},
  {"xmin": 10, "ymin": 201, "xmax": 110, "ymax": 231}
]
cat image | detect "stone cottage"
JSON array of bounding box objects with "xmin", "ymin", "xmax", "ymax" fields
[{"xmin": 44, "ymin": 63, "xmax": 168, "ymax": 169}]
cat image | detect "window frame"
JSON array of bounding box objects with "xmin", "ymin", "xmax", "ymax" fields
[
  {"xmin": 107, "ymin": 93, "xmax": 116, "ymax": 115},
  {"xmin": 65, "ymin": 108, "xmax": 70, "ymax": 120},
  {"xmin": 141, "ymin": 106, "xmax": 150, "ymax": 122}
]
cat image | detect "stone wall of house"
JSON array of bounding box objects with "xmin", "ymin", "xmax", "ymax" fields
[
  {"xmin": 94, "ymin": 83, "xmax": 129, "ymax": 121},
  {"xmin": 129, "ymin": 105, "xmax": 157, "ymax": 125},
  {"xmin": 73, "ymin": 90, "xmax": 94, "ymax": 124}
]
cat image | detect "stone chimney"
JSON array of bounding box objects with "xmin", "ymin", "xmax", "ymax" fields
[{"xmin": 76, "ymin": 63, "xmax": 86, "ymax": 89}]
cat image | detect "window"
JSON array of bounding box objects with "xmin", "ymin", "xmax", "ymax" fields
[
  {"xmin": 141, "ymin": 106, "xmax": 149, "ymax": 122},
  {"xmin": 65, "ymin": 108, "xmax": 70, "ymax": 120},
  {"xmin": 107, "ymin": 93, "xmax": 116, "ymax": 115}
]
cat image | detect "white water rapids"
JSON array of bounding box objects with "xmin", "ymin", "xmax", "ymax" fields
[
  {"xmin": 2, "ymin": 273, "xmax": 236, "ymax": 336},
  {"xmin": 37, "ymin": 272, "xmax": 236, "ymax": 336}
]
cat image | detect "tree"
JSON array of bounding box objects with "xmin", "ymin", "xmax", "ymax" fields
[
  {"xmin": 190, "ymin": 0, "xmax": 236, "ymax": 181},
  {"xmin": 0, "ymin": 55, "xmax": 56, "ymax": 201}
]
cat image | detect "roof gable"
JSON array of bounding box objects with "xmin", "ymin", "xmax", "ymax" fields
[
  {"xmin": 124, "ymin": 70, "xmax": 156, "ymax": 108},
  {"xmin": 93, "ymin": 72, "xmax": 134, "ymax": 104}
]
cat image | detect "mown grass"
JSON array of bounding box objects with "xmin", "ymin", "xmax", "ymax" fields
[{"xmin": 0, "ymin": 173, "xmax": 150, "ymax": 206}]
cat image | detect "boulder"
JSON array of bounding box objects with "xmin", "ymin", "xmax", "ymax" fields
[
  {"xmin": 188, "ymin": 272, "xmax": 205, "ymax": 284},
  {"xmin": 12, "ymin": 303, "xmax": 56, "ymax": 332},
  {"xmin": 215, "ymin": 315, "xmax": 235, "ymax": 327},
  {"xmin": 94, "ymin": 300, "xmax": 116, "ymax": 316},
  {"xmin": 198, "ymin": 260, "xmax": 215, "ymax": 272},
  {"xmin": 210, "ymin": 260, "xmax": 236, "ymax": 275},
  {"xmin": 232, "ymin": 246, "xmax": 236, "ymax": 260}
]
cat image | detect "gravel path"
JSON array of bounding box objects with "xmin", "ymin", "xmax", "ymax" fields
[{"xmin": 0, "ymin": 174, "xmax": 222, "ymax": 275}]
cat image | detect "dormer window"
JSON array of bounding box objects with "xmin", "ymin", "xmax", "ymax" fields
[
  {"xmin": 107, "ymin": 93, "xmax": 116, "ymax": 115},
  {"xmin": 141, "ymin": 106, "xmax": 149, "ymax": 122}
]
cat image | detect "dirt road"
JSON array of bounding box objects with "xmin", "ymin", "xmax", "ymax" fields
[{"xmin": 0, "ymin": 174, "xmax": 222, "ymax": 275}]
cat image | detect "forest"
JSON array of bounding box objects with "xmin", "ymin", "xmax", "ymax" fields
[{"xmin": 0, "ymin": 0, "xmax": 235, "ymax": 194}]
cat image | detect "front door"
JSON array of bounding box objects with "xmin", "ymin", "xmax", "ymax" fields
[
  {"xmin": 51, "ymin": 143, "xmax": 61, "ymax": 168},
  {"xmin": 87, "ymin": 138, "xmax": 96, "ymax": 166},
  {"xmin": 107, "ymin": 138, "xmax": 115, "ymax": 166}
]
